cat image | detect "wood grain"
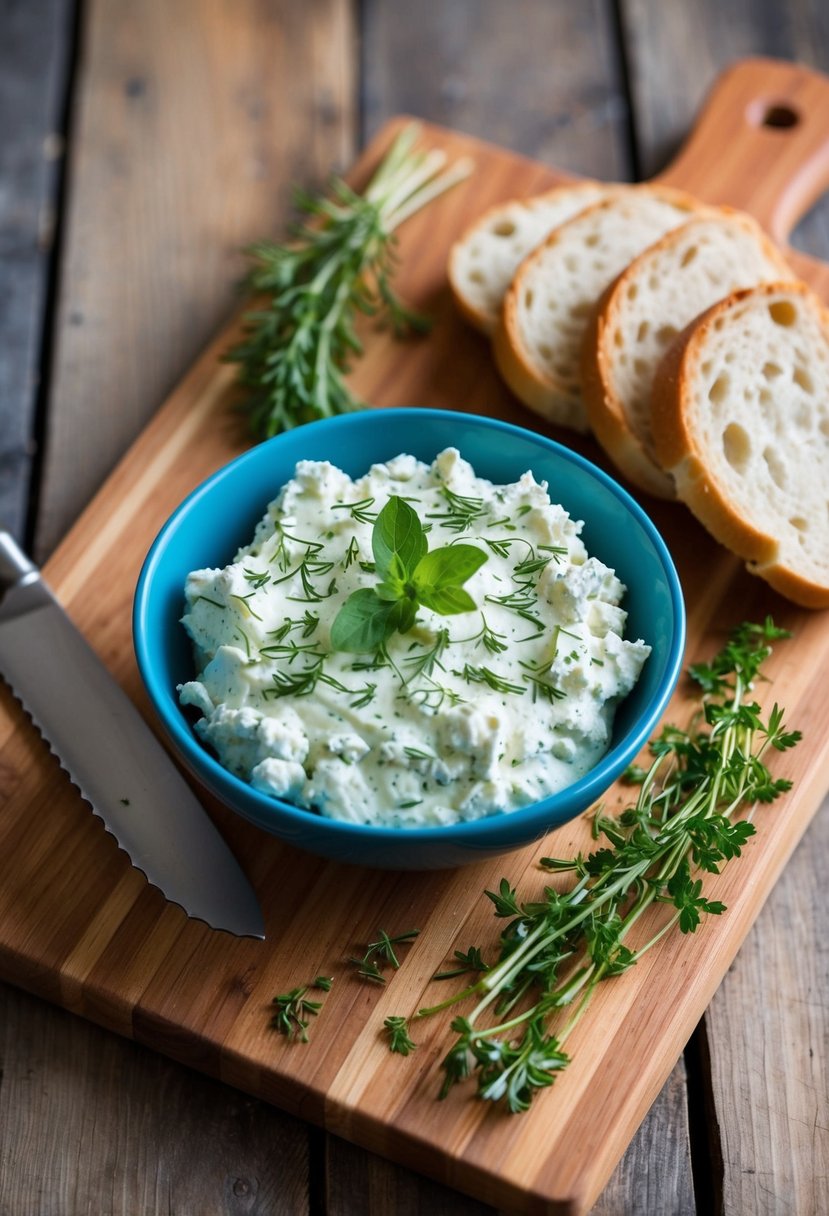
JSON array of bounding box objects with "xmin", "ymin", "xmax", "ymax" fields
[
  {"xmin": 0, "ymin": 984, "xmax": 310, "ymax": 1216},
  {"xmin": 34, "ymin": 0, "xmax": 356, "ymax": 561},
  {"xmin": 623, "ymin": 27, "xmax": 829, "ymax": 1214},
  {"xmin": 0, "ymin": 0, "xmax": 73, "ymax": 540},
  {"xmin": 1, "ymin": 92, "xmax": 827, "ymax": 1214},
  {"xmin": 706, "ymin": 808, "xmax": 829, "ymax": 1216},
  {"xmin": 361, "ymin": 0, "xmax": 632, "ymax": 182},
  {"xmin": 358, "ymin": 7, "xmax": 693, "ymax": 1209},
  {"xmin": 1, "ymin": 2, "xmax": 353, "ymax": 1214}
]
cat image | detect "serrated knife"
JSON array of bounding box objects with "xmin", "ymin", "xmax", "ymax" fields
[{"xmin": 0, "ymin": 530, "xmax": 265, "ymax": 939}]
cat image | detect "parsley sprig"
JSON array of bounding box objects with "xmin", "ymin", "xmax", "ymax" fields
[
  {"xmin": 331, "ymin": 497, "xmax": 487, "ymax": 653},
  {"xmin": 392, "ymin": 619, "xmax": 800, "ymax": 1113},
  {"xmin": 227, "ymin": 124, "xmax": 472, "ymax": 438}
]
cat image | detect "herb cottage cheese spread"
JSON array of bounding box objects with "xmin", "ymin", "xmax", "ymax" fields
[{"xmin": 178, "ymin": 449, "xmax": 650, "ymax": 826}]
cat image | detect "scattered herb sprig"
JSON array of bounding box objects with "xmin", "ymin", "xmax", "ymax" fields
[
  {"xmin": 385, "ymin": 620, "xmax": 800, "ymax": 1113},
  {"xmin": 270, "ymin": 976, "xmax": 333, "ymax": 1043},
  {"xmin": 384, "ymin": 1016, "xmax": 418, "ymax": 1055},
  {"xmin": 331, "ymin": 497, "xmax": 487, "ymax": 653},
  {"xmin": 227, "ymin": 124, "xmax": 472, "ymax": 438},
  {"xmin": 350, "ymin": 928, "xmax": 421, "ymax": 984}
]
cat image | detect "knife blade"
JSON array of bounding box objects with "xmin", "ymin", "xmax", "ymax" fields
[{"xmin": 0, "ymin": 530, "xmax": 265, "ymax": 939}]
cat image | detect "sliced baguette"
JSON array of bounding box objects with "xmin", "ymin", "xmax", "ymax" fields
[
  {"xmin": 582, "ymin": 210, "xmax": 793, "ymax": 498},
  {"xmin": 494, "ymin": 185, "xmax": 705, "ymax": 432},
  {"xmin": 652, "ymin": 281, "xmax": 829, "ymax": 608},
  {"xmin": 448, "ymin": 182, "xmax": 606, "ymax": 335}
]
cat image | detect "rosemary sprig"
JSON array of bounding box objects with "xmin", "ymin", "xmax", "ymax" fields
[
  {"xmin": 227, "ymin": 124, "xmax": 472, "ymax": 438},
  {"xmin": 400, "ymin": 619, "xmax": 800, "ymax": 1113}
]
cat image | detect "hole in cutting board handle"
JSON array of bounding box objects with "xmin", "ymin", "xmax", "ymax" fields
[{"xmin": 747, "ymin": 101, "xmax": 800, "ymax": 129}]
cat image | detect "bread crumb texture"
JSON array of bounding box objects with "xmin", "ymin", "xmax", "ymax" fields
[
  {"xmin": 681, "ymin": 284, "xmax": 829, "ymax": 603},
  {"xmin": 449, "ymin": 183, "xmax": 604, "ymax": 333}
]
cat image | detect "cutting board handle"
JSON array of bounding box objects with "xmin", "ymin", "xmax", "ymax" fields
[{"xmin": 657, "ymin": 57, "xmax": 829, "ymax": 245}]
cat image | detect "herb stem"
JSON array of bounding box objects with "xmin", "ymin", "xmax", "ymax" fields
[{"xmin": 403, "ymin": 619, "xmax": 800, "ymax": 1113}]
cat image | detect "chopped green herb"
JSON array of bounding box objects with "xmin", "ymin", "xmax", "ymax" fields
[
  {"xmin": 409, "ymin": 619, "xmax": 800, "ymax": 1113},
  {"xmin": 350, "ymin": 928, "xmax": 421, "ymax": 983},
  {"xmin": 270, "ymin": 984, "xmax": 327, "ymax": 1043},
  {"xmin": 384, "ymin": 1016, "xmax": 417, "ymax": 1055},
  {"xmin": 331, "ymin": 498, "xmax": 486, "ymax": 653},
  {"xmin": 427, "ymin": 486, "xmax": 488, "ymax": 533}
]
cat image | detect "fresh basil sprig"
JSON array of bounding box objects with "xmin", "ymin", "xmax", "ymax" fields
[{"xmin": 330, "ymin": 496, "xmax": 487, "ymax": 653}]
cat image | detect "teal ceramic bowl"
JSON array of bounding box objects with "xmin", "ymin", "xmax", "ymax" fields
[{"xmin": 134, "ymin": 409, "xmax": 685, "ymax": 869}]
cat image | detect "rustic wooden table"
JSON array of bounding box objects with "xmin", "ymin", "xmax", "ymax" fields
[{"xmin": 1, "ymin": 2, "xmax": 827, "ymax": 1213}]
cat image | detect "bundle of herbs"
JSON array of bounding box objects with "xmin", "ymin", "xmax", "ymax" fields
[
  {"xmin": 395, "ymin": 618, "xmax": 801, "ymax": 1112},
  {"xmin": 227, "ymin": 124, "xmax": 472, "ymax": 438}
]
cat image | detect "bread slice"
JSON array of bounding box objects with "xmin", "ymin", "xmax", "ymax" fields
[
  {"xmin": 494, "ymin": 185, "xmax": 704, "ymax": 432},
  {"xmin": 652, "ymin": 282, "xmax": 829, "ymax": 608},
  {"xmin": 582, "ymin": 210, "xmax": 793, "ymax": 498},
  {"xmin": 448, "ymin": 182, "xmax": 606, "ymax": 335}
]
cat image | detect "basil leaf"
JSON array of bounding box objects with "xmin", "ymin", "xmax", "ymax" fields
[
  {"xmin": 416, "ymin": 585, "xmax": 477, "ymax": 615},
  {"xmin": 375, "ymin": 582, "xmax": 404, "ymax": 602},
  {"xmin": 413, "ymin": 544, "xmax": 487, "ymax": 591},
  {"xmin": 395, "ymin": 597, "xmax": 418, "ymax": 634},
  {"xmin": 372, "ymin": 496, "xmax": 427, "ymax": 579},
  {"xmin": 330, "ymin": 589, "xmax": 406, "ymax": 653}
]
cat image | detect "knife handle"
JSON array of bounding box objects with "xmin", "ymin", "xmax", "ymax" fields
[{"xmin": 0, "ymin": 531, "xmax": 37, "ymax": 588}]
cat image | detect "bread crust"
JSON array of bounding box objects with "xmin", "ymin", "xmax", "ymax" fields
[
  {"xmin": 750, "ymin": 561, "xmax": 829, "ymax": 609},
  {"xmin": 583, "ymin": 209, "xmax": 792, "ymax": 501},
  {"xmin": 651, "ymin": 281, "xmax": 829, "ymax": 609},
  {"xmin": 581, "ymin": 285, "xmax": 677, "ymax": 498},
  {"xmin": 493, "ymin": 286, "xmax": 590, "ymax": 432},
  {"xmin": 497, "ymin": 184, "xmax": 705, "ymax": 433},
  {"xmin": 447, "ymin": 182, "xmax": 601, "ymax": 337}
]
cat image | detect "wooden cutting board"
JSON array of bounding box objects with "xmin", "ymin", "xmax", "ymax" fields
[{"xmin": 2, "ymin": 58, "xmax": 829, "ymax": 1215}]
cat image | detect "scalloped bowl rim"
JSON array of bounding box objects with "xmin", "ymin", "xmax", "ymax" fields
[{"xmin": 134, "ymin": 409, "xmax": 686, "ymax": 849}]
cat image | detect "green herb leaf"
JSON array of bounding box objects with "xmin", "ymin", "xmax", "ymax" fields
[
  {"xmin": 330, "ymin": 589, "xmax": 412, "ymax": 653},
  {"xmin": 331, "ymin": 499, "xmax": 488, "ymax": 653},
  {"xmin": 413, "ymin": 543, "xmax": 487, "ymax": 590},
  {"xmin": 416, "ymin": 585, "xmax": 477, "ymax": 615},
  {"xmin": 372, "ymin": 496, "xmax": 427, "ymax": 579},
  {"xmin": 351, "ymin": 928, "xmax": 420, "ymax": 983},
  {"xmin": 384, "ymin": 1016, "xmax": 417, "ymax": 1055}
]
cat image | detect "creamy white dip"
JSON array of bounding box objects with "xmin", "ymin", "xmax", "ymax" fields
[{"xmin": 179, "ymin": 449, "xmax": 650, "ymax": 827}]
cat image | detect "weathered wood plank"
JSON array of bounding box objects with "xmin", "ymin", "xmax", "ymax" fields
[
  {"xmin": 0, "ymin": 984, "xmax": 310, "ymax": 1216},
  {"xmin": 619, "ymin": 0, "xmax": 829, "ymax": 243},
  {"xmin": 3, "ymin": 2, "xmax": 354, "ymax": 1214},
  {"xmin": 705, "ymin": 803, "xmax": 829, "ymax": 1216},
  {"xmin": 0, "ymin": 0, "xmax": 73, "ymax": 540},
  {"xmin": 34, "ymin": 0, "xmax": 356, "ymax": 560},
  {"xmin": 361, "ymin": 0, "xmax": 632, "ymax": 183},
  {"xmin": 620, "ymin": 4, "xmax": 829, "ymax": 1212},
  {"xmin": 325, "ymin": 1058, "xmax": 694, "ymax": 1215}
]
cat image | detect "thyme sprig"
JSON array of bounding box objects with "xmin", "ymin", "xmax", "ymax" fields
[
  {"xmin": 270, "ymin": 976, "xmax": 333, "ymax": 1043},
  {"xmin": 391, "ymin": 620, "xmax": 799, "ymax": 1113},
  {"xmin": 384, "ymin": 1016, "xmax": 418, "ymax": 1055},
  {"xmin": 227, "ymin": 124, "xmax": 472, "ymax": 438},
  {"xmin": 350, "ymin": 929, "xmax": 421, "ymax": 984}
]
